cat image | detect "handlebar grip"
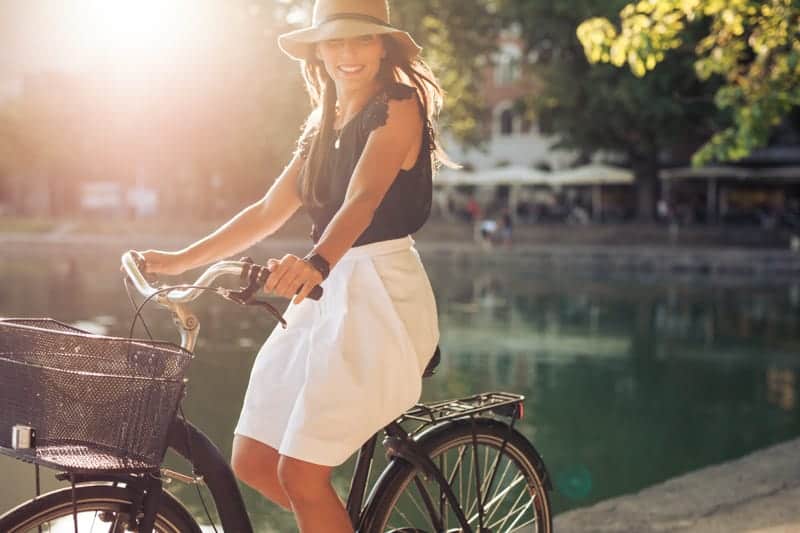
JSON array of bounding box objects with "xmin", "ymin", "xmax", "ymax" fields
[
  {"xmin": 127, "ymin": 250, "xmax": 158, "ymax": 285},
  {"xmin": 249, "ymin": 262, "xmax": 323, "ymax": 301}
]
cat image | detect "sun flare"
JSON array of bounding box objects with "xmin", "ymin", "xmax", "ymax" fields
[{"xmin": 68, "ymin": 0, "xmax": 211, "ymax": 72}]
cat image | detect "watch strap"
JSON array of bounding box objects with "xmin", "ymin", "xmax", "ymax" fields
[{"xmin": 303, "ymin": 252, "xmax": 330, "ymax": 280}]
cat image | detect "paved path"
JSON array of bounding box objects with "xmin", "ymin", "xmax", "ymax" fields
[
  {"xmin": 4, "ymin": 231, "xmax": 800, "ymax": 278},
  {"xmin": 554, "ymin": 438, "xmax": 800, "ymax": 532}
]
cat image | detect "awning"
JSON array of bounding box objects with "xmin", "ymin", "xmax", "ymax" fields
[
  {"xmin": 660, "ymin": 166, "xmax": 800, "ymax": 180},
  {"xmin": 435, "ymin": 163, "xmax": 634, "ymax": 187}
]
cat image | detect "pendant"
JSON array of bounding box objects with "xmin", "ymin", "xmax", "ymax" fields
[{"xmin": 334, "ymin": 136, "xmax": 341, "ymax": 150}]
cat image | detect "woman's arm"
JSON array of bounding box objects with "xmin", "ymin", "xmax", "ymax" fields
[
  {"xmin": 312, "ymin": 96, "xmax": 422, "ymax": 266},
  {"xmin": 264, "ymin": 96, "xmax": 422, "ymax": 302},
  {"xmin": 141, "ymin": 152, "xmax": 305, "ymax": 276}
]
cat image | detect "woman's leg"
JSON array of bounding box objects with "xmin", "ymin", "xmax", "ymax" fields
[
  {"xmin": 231, "ymin": 435, "xmax": 292, "ymax": 510},
  {"xmin": 277, "ymin": 455, "xmax": 353, "ymax": 533}
]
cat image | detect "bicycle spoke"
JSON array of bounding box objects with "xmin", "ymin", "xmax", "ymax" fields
[
  {"xmin": 403, "ymin": 475, "xmax": 436, "ymax": 530},
  {"xmin": 439, "ymin": 453, "xmax": 447, "ymax": 530},
  {"xmin": 490, "ymin": 453, "xmax": 515, "ymax": 499},
  {"xmin": 482, "ymin": 441, "xmax": 507, "ymax": 502},
  {"xmin": 464, "ymin": 444, "xmax": 474, "ymax": 518},
  {"xmin": 373, "ymin": 424, "xmax": 551, "ymax": 533},
  {"xmin": 391, "ymin": 499, "xmax": 418, "ymax": 529},
  {"xmin": 484, "ymin": 459, "xmax": 515, "ymax": 524},
  {"xmin": 502, "ymin": 497, "xmax": 535, "ymax": 532},
  {"xmin": 489, "ymin": 481, "xmax": 531, "ymax": 532},
  {"xmin": 466, "ymin": 444, "xmax": 501, "ymax": 521},
  {"xmin": 413, "ymin": 475, "xmax": 444, "ymax": 531},
  {"xmin": 480, "ymin": 474, "xmax": 528, "ymax": 527},
  {"xmin": 464, "ymin": 444, "xmax": 498, "ymax": 521},
  {"xmin": 445, "ymin": 445, "xmax": 468, "ymax": 494},
  {"xmin": 470, "ymin": 429, "xmax": 485, "ymax": 530}
]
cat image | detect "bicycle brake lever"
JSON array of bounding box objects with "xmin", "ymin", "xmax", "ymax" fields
[
  {"xmin": 220, "ymin": 262, "xmax": 289, "ymax": 328},
  {"xmin": 244, "ymin": 298, "xmax": 288, "ymax": 328}
]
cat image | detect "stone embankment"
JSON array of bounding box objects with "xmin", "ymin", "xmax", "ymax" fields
[{"xmin": 555, "ymin": 438, "xmax": 800, "ymax": 533}]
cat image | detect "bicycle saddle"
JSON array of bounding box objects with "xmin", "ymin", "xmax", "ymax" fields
[{"xmin": 422, "ymin": 346, "xmax": 441, "ymax": 378}]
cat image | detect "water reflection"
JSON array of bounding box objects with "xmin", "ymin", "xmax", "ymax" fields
[{"xmin": 1, "ymin": 247, "xmax": 799, "ymax": 530}]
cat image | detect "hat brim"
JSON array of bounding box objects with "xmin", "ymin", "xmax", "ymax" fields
[{"xmin": 278, "ymin": 19, "xmax": 422, "ymax": 62}]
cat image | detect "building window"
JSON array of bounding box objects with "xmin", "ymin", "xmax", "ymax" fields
[{"xmin": 493, "ymin": 43, "xmax": 522, "ymax": 86}]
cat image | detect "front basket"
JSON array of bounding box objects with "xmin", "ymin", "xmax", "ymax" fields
[{"xmin": 0, "ymin": 318, "xmax": 192, "ymax": 473}]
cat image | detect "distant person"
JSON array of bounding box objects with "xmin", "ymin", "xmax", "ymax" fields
[
  {"xmin": 465, "ymin": 195, "xmax": 481, "ymax": 223},
  {"xmin": 130, "ymin": 1, "xmax": 453, "ymax": 530},
  {"xmin": 479, "ymin": 217, "xmax": 498, "ymax": 249},
  {"xmin": 499, "ymin": 208, "xmax": 513, "ymax": 246}
]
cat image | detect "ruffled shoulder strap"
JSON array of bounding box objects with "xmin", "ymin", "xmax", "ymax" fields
[{"xmin": 361, "ymin": 82, "xmax": 420, "ymax": 134}]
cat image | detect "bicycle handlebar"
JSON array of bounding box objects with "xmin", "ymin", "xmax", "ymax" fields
[{"xmin": 120, "ymin": 251, "xmax": 323, "ymax": 305}]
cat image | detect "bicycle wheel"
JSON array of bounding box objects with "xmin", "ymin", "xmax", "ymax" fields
[
  {"xmin": 362, "ymin": 418, "xmax": 552, "ymax": 533},
  {"xmin": 0, "ymin": 483, "xmax": 202, "ymax": 533}
]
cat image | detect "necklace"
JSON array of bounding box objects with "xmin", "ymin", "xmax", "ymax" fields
[
  {"xmin": 334, "ymin": 129, "xmax": 342, "ymax": 150},
  {"xmin": 334, "ymin": 107, "xmax": 343, "ymax": 150}
]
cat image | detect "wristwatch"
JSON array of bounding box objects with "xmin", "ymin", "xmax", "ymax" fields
[{"xmin": 303, "ymin": 252, "xmax": 330, "ymax": 280}]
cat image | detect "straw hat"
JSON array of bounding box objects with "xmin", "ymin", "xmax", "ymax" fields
[{"xmin": 278, "ymin": 0, "xmax": 422, "ymax": 62}]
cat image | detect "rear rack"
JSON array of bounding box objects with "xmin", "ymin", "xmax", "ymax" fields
[{"xmin": 400, "ymin": 392, "xmax": 524, "ymax": 426}]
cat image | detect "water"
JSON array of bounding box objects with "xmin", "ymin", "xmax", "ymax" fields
[{"xmin": 1, "ymin": 245, "xmax": 799, "ymax": 531}]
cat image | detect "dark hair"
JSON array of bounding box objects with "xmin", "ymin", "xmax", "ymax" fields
[{"xmin": 296, "ymin": 35, "xmax": 457, "ymax": 207}]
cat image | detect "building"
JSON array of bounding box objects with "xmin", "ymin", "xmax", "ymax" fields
[{"xmin": 437, "ymin": 25, "xmax": 634, "ymax": 225}]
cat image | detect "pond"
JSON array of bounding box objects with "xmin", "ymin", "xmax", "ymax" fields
[{"xmin": 1, "ymin": 243, "xmax": 799, "ymax": 531}]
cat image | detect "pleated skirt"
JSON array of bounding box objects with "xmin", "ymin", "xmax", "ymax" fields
[{"xmin": 234, "ymin": 235, "xmax": 439, "ymax": 466}]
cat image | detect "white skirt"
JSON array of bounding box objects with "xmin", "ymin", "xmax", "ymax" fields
[{"xmin": 234, "ymin": 235, "xmax": 439, "ymax": 466}]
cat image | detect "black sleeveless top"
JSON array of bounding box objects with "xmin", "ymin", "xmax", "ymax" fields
[{"xmin": 296, "ymin": 82, "xmax": 434, "ymax": 247}]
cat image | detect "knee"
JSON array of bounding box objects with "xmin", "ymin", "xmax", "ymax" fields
[
  {"xmin": 230, "ymin": 446, "xmax": 256, "ymax": 485},
  {"xmin": 277, "ymin": 457, "xmax": 330, "ymax": 507},
  {"xmin": 230, "ymin": 437, "xmax": 277, "ymax": 487}
]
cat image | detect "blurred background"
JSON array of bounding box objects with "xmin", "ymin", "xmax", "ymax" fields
[
  {"xmin": 1, "ymin": 0, "xmax": 799, "ymax": 531},
  {"xmin": 1, "ymin": 0, "xmax": 798, "ymax": 240}
]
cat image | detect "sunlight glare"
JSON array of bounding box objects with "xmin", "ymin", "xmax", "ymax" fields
[{"xmin": 73, "ymin": 0, "xmax": 210, "ymax": 72}]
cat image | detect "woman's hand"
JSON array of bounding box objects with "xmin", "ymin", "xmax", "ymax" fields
[
  {"xmin": 137, "ymin": 250, "xmax": 190, "ymax": 277},
  {"xmin": 264, "ymin": 253, "xmax": 323, "ymax": 304}
]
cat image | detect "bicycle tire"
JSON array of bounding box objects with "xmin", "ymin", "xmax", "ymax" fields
[
  {"xmin": 0, "ymin": 483, "xmax": 203, "ymax": 533},
  {"xmin": 361, "ymin": 418, "xmax": 552, "ymax": 533}
]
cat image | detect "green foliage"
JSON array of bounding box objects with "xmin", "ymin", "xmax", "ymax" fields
[
  {"xmin": 496, "ymin": 0, "xmax": 722, "ymax": 218},
  {"xmin": 496, "ymin": 0, "xmax": 717, "ymax": 158},
  {"xmin": 393, "ymin": 0, "xmax": 503, "ymax": 146},
  {"xmin": 577, "ymin": 0, "xmax": 800, "ymax": 165}
]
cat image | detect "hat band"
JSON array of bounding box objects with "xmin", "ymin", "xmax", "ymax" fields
[{"xmin": 317, "ymin": 12, "xmax": 396, "ymax": 30}]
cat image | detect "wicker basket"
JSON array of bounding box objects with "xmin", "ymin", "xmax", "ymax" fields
[{"xmin": 0, "ymin": 318, "xmax": 192, "ymax": 473}]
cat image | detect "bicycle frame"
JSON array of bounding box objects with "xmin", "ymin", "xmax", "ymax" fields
[{"xmin": 115, "ymin": 252, "xmax": 493, "ymax": 532}]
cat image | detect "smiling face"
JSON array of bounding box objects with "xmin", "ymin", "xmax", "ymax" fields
[{"xmin": 315, "ymin": 34, "xmax": 386, "ymax": 89}]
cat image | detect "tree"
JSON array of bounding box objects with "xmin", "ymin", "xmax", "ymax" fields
[
  {"xmin": 392, "ymin": 0, "xmax": 504, "ymax": 146},
  {"xmin": 498, "ymin": 0, "xmax": 722, "ymax": 219},
  {"xmin": 577, "ymin": 0, "xmax": 800, "ymax": 166},
  {"xmin": 0, "ymin": 0, "xmax": 503, "ymax": 218}
]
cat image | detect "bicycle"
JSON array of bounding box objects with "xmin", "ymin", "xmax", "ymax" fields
[{"xmin": 0, "ymin": 251, "xmax": 552, "ymax": 532}]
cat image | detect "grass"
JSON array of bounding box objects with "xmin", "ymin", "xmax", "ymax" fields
[{"xmin": 0, "ymin": 216, "xmax": 58, "ymax": 233}]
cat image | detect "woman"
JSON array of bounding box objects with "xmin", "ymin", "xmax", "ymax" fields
[{"xmin": 137, "ymin": 1, "xmax": 451, "ymax": 531}]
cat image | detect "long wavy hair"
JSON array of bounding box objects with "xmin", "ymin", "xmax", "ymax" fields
[{"xmin": 295, "ymin": 35, "xmax": 456, "ymax": 208}]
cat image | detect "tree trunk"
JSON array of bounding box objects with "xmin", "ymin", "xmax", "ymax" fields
[{"xmin": 631, "ymin": 151, "xmax": 660, "ymax": 221}]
